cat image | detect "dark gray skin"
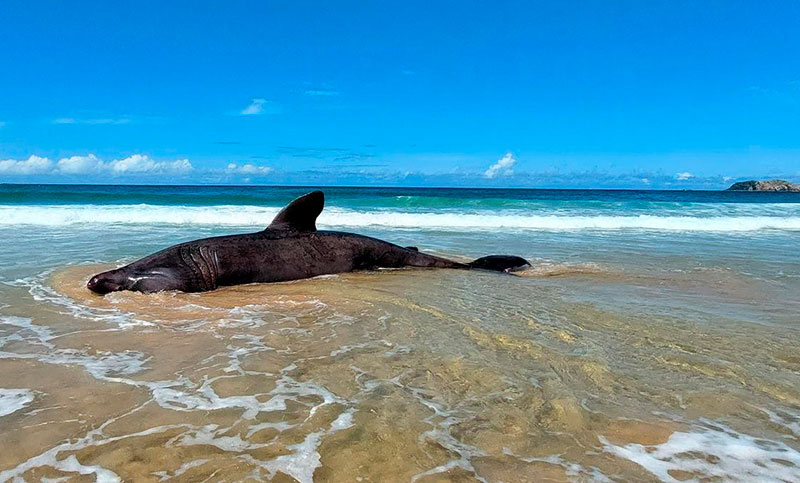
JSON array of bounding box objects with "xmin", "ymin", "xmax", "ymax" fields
[{"xmin": 87, "ymin": 191, "xmax": 530, "ymax": 295}]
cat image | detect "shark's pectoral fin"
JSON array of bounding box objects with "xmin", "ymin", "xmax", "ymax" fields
[{"xmin": 268, "ymin": 190, "xmax": 324, "ymax": 232}]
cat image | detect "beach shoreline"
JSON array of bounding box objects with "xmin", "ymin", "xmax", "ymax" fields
[{"xmin": 1, "ymin": 185, "xmax": 799, "ymax": 481}]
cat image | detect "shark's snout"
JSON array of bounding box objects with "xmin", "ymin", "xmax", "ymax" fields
[{"xmin": 87, "ymin": 271, "xmax": 125, "ymax": 295}]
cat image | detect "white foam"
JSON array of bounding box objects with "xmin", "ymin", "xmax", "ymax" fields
[
  {"xmin": 1, "ymin": 315, "xmax": 150, "ymax": 382},
  {"xmin": 2, "ymin": 204, "xmax": 800, "ymax": 232},
  {"xmin": 262, "ymin": 431, "xmax": 324, "ymax": 483},
  {"xmin": 56, "ymin": 455, "xmax": 121, "ymax": 483},
  {"xmin": 0, "ymin": 388, "xmax": 35, "ymax": 417},
  {"xmin": 0, "ymin": 310, "xmax": 363, "ymax": 480},
  {"xmin": 245, "ymin": 421, "xmax": 295, "ymax": 438},
  {"xmin": 9, "ymin": 271, "xmax": 154, "ymax": 329},
  {"xmin": 146, "ymin": 363, "xmax": 345, "ymax": 421},
  {"xmin": 361, "ymin": 370, "xmax": 490, "ymax": 483},
  {"xmin": 153, "ymin": 458, "xmax": 210, "ymax": 481},
  {"xmin": 42, "ymin": 350, "xmax": 150, "ymax": 381},
  {"xmin": 0, "ymin": 315, "xmax": 329, "ymax": 424},
  {"xmin": 0, "ymin": 401, "xmax": 185, "ymax": 483},
  {"xmin": 502, "ymin": 449, "xmax": 613, "ymax": 482},
  {"xmin": 0, "ymin": 315, "xmax": 55, "ymax": 349},
  {"xmin": 760, "ymin": 407, "xmax": 800, "ymax": 438},
  {"xmin": 261, "ymin": 408, "xmax": 356, "ymax": 483},
  {"xmin": 0, "ymin": 317, "xmax": 331, "ymax": 423},
  {"xmin": 329, "ymin": 409, "xmax": 355, "ymax": 431},
  {"xmin": 177, "ymin": 424, "xmax": 269, "ymax": 452},
  {"xmin": 601, "ymin": 420, "xmax": 800, "ymax": 482}
]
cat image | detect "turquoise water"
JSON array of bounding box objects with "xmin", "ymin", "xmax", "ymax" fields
[
  {"xmin": 1, "ymin": 185, "xmax": 800, "ymax": 481},
  {"xmin": 2, "ymin": 184, "xmax": 799, "ymax": 289},
  {"xmin": 2, "ymin": 184, "xmax": 800, "ymax": 213},
  {"xmin": 3, "ymin": 184, "xmax": 799, "ymax": 288},
  {"xmin": 2, "ymin": 184, "xmax": 800, "ymax": 230}
]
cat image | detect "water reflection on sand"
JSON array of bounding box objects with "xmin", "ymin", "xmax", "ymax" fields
[{"xmin": 1, "ymin": 259, "xmax": 799, "ymax": 482}]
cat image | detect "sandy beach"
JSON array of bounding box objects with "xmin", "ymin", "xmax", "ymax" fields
[{"xmin": 1, "ymin": 186, "xmax": 799, "ymax": 481}]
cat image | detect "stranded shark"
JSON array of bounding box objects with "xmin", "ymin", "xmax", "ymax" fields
[{"xmin": 87, "ymin": 191, "xmax": 530, "ymax": 294}]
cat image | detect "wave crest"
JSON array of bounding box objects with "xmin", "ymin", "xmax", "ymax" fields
[{"xmin": 1, "ymin": 205, "xmax": 800, "ymax": 232}]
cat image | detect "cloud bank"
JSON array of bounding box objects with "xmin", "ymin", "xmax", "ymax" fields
[
  {"xmin": 2, "ymin": 151, "xmax": 796, "ymax": 189},
  {"xmin": 0, "ymin": 154, "xmax": 280, "ymax": 183},
  {"xmin": 1, "ymin": 154, "xmax": 192, "ymax": 176}
]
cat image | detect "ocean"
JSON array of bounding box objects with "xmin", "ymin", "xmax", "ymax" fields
[{"xmin": 1, "ymin": 184, "xmax": 799, "ymax": 481}]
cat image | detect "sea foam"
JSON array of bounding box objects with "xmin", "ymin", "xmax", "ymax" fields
[
  {"xmin": 0, "ymin": 388, "xmax": 35, "ymax": 417},
  {"xmin": 1, "ymin": 204, "xmax": 800, "ymax": 232},
  {"xmin": 601, "ymin": 420, "xmax": 800, "ymax": 482}
]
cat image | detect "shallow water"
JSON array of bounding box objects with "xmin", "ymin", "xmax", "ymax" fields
[{"xmin": 1, "ymin": 187, "xmax": 800, "ymax": 481}]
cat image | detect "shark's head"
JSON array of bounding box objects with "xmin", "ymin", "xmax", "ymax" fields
[
  {"xmin": 87, "ymin": 268, "xmax": 131, "ymax": 295},
  {"xmin": 87, "ymin": 265, "xmax": 179, "ymax": 295}
]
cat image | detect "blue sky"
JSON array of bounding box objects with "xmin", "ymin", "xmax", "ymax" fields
[{"xmin": 1, "ymin": 1, "xmax": 799, "ymax": 188}]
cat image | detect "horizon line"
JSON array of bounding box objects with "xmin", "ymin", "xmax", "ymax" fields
[{"xmin": 1, "ymin": 181, "xmax": 792, "ymax": 193}]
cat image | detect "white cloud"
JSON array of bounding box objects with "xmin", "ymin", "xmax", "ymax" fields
[
  {"xmin": 57, "ymin": 154, "xmax": 104, "ymax": 174},
  {"xmin": 109, "ymin": 154, "xmax": 192, "ymax": 174},
  {"xmin": 1, "ymin": 154, "xmax": 192, "ymax": 176},
  {"xmin": 240, "ymin": 98, "xmax": 268, "ymax": 115},
  {"xmin": 484, "ymin": 152, "xmax": 517, "ymax": 178},
  {"xmin": 226, "ymin": 162, "xmax": 273, "ymax": 175},
  {"xmin": 675, "ymin": 171, "xmax": 694, "ymax": 180},
  {"xmin": 0, "ymin": 155, "xmax": 53, "ymax": 175},
  {"xmin": 58, "ymin": 154, "xmax": 191, "ymax": 174}
]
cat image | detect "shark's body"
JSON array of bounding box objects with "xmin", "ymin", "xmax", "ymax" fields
[{"xmin": 87, "ymin": 191, "xmax": 529, "ymax": 295}]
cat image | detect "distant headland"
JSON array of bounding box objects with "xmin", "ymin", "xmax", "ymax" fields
[{"xmin": 727, "ymin": 179, "xmax": 800, "ymax": 192}]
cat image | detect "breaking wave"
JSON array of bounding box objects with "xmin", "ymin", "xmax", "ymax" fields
[{"xmin": 1, "ymin": 204, "xmax": 800, "ymax": 232}]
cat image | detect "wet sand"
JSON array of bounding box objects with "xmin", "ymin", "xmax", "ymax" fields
[{"xmin": 2, "ymin": 261, "xmax": 800, "ymax": 482}]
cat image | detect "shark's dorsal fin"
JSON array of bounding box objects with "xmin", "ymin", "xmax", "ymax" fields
[{"xmin": 268, "ymin": 190, "xmax": 324, "ymax": 231}]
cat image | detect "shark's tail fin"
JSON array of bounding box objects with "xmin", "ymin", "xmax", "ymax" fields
[{"xmin": 468, "ymin": 255, "xmax": 530, "ymax": 273}]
